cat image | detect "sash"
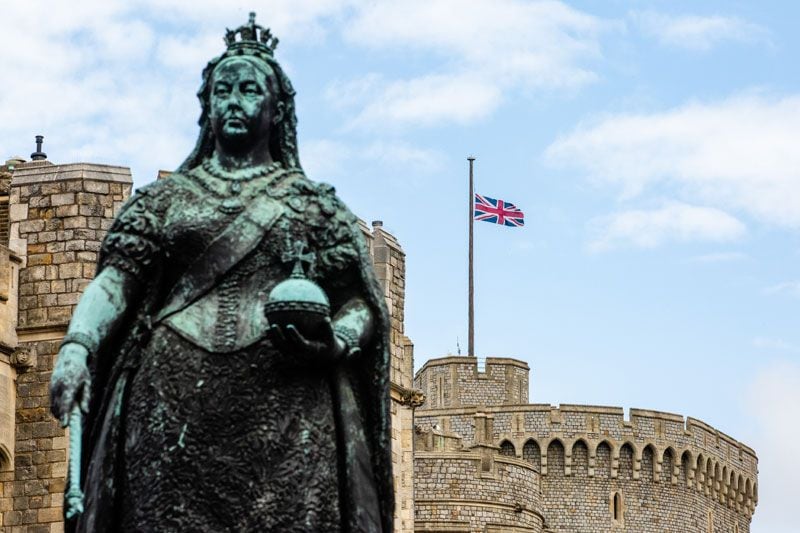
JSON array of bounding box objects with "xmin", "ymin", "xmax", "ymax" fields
[{"xmin": 155, "ymin": 192, "xmax": 285, "ymax": 323}]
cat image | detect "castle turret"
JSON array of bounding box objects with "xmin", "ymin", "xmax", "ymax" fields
[{"xmin": 413, "ymin": 355, "xmax": 758, "ymax": 532}]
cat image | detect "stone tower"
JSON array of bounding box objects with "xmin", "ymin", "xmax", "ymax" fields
[
  {"xmin": 0, "ymin": 150, "xmax": 132, "ymax": 530},
  {"xmin": 414, "ymin": 356, "xmax": 758, "ymax": 532}
]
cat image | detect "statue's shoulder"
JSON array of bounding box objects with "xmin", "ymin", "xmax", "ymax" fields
[{"xmin": 280, "ymin": 170, "xmax": 354, "ymax": 220}]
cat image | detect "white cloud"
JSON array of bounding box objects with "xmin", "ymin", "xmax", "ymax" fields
[
  {"xmin": 687, "ymin": 251, "xmax": 746, "ymax": 263},
  {"xmin": 745, "ymin": 361, "xmax": 800, "ymax": 533},
  {"xmin": 762, "ymin": 281, "xmax": 800, "ymax": 298},
  {"xmin": 301, "ymin": 138, "xmax": 443, "ymax": 179},
  {"xmin": 334, "ymin": 74, "xmax": 502, "ymax": 129},
  {"xmin": 631, "ymin": 11, "xmax": 768, "ymax": 51},
  {"xmin": 546, "ymin": 94, "xmax": 800, "ymax": 229},
  {"xmin": 588, "ymin": 202, "xmax": 745, "ymax": 252},
  {"xmin": 331, "ymin": 0, "xmax": 611, "ymax": 129},
  {"xmin": 752, "ymin": 338, "xmax": 800, "ymax": 353}
]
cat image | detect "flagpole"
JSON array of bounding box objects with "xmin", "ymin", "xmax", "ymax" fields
[{"xmin": 468, "ymin": 156, "xmax": 475, "ymax": 358}]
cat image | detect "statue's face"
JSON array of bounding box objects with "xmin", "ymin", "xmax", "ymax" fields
[{"xmin": 209, "ymin": 58, "xmax": 274, "ymax": 151}]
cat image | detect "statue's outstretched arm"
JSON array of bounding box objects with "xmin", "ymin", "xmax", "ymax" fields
[{"xmin": 49, "ymin": 265, "xmax": 140, "ymax": 426}]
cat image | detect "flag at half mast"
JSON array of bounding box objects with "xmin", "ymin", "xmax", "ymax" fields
[{"xmin": 474, "ymin": 193, "xmax": 525, "ymax": 227}]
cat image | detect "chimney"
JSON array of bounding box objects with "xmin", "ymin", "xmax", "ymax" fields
[{"xmin": 30, "ymin": 135, "xmax": 47, "ymax": 161}]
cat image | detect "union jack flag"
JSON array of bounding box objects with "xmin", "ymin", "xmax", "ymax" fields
[{"xmin": 474, "ymin": 193, "xmax": 525, "ymax": 227}]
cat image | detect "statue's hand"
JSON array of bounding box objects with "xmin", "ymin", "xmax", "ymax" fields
[
  {"xmin": 50, "ymin": 343, "xmax": 91, "ymax": 427},
  {"xmin": 267, "ymin": 317, "xmax": 346, "ymax": 363}
]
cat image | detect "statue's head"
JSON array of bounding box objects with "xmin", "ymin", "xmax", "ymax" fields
[{"xmin": 178, "ymin": 13, "xmax": 301, "ymax": 172}]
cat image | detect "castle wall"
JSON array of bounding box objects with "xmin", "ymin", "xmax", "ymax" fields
[
  {"xmin": 414, "ymin": 357, "xmax": 758, "ymax": 532},
  {"xmin": 2, "ymin": 160, "xmax": 131, "ymax": 531},
  {"xmin": 414, "ymin": 450, "xmax": 543, "ymax": 533},
  {"xmin": 361, "ymin": 219, "xmax": 418, "ymax": 533}
]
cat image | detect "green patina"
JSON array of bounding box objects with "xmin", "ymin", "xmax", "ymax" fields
[{"xmin": 50, "ymin": 12, "xmax": 393, "ymax": 533}]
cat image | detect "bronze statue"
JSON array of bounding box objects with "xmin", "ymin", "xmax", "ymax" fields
[{"xmin": 49, "ymin": 13, "xmax": 393, "ymax": 532}]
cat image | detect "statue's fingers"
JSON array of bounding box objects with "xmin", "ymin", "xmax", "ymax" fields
[
  {"xmin": 79, "ymin": 381, "xmax": 91, "ymax": 414},
  {"xmin": 267, "ymin": 324, "xmax": 289, "ymax": 353},
  {"xmin": 51, "ymin": 382, "xmax": 69, "ymax": 422},
  {"xmin": 285, "ymin": 325, "xmax": 312, "ymax": 350}
]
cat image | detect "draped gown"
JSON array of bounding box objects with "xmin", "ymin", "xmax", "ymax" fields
[{"xmin": 72, "ymin": 165, "xmax": 392, "ymax": 532}]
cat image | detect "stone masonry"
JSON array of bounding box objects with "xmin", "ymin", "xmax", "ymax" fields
[
  {"xmin": 415, "ymin": 356, "xmax": 758, "ymax": 532},
  {"xmin": 0, "ymin": 156, "xmax": 131, "ymax": 531}
]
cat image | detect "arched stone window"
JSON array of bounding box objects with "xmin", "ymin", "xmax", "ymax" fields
[
  {"xmin": 596, "ymin": 441, "xmax": 612, "ymax": 479},
  {"xmin": 499, "ymin": 440, "xmax": 515, "ymax": 457},
  {"xmin": 572, "ymin": 440, "xmax": 589, "ymax": 477},
  {"xmin": 523, "ymin": 440, "xmax": 540, "ymax": 470},
  {"xmin": 619, "ymin": 443, "xmax": 635, "ymax": 480},
  {"xmin": 547, "ymin": 440, "xmax": 565, "ymax": 476}
]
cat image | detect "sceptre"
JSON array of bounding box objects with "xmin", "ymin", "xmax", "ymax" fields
[{"xmin": 65, "ymin": 405, "xmax": 84, "ymax": 519}]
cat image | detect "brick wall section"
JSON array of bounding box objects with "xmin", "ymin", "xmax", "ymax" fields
[
  {"xmin": 4, "ymin": 339, "xmax": 67, "ymax": 531},
  {"xmin": 3, "ymin": 161, "xmax": 131, "ymax": 532}
]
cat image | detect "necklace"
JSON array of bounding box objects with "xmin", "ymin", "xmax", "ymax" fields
[
  {"xmin": 202, "ymin": 160, "xmax": 281, "ymax": 183},
  {"xmin": 194, "ymin": 161, "xmax": 283, "ymax": 214}
]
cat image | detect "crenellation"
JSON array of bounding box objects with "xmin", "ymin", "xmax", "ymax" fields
[{"xmin": 414, "ymin": 356, "xmax": 758, "ymax": 531}]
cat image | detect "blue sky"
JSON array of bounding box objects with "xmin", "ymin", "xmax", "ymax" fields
[{"xmin": 2, "ymin": 1, "xmax": 798, "ymax": 530}]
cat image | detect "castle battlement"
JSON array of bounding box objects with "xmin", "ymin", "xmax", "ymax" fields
[{"xmin": 414, "ymin": 355, "xmax": 757, "ymax": 531}]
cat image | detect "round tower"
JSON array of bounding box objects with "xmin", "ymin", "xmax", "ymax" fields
[{"xmin": 414, "ymin": 356, "xmax": 757, "ymax": 532}]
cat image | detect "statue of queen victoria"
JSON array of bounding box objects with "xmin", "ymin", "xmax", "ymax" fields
[{"xmin": 49, "ymin": 13, "xmax": 393, "ymax": 532}]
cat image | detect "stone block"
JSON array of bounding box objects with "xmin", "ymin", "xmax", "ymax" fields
[
  {"xmin": 75, "ymin": 193, "xmax": 98, "ymax": 206},
  {"xmin": 18, "ymin": 220, "xmax": 45, "ymax": 234},
  {"xmin": 50, "ymin": 280, "xmax": 66, "ymax": 293},
  {"xmin": 76, "ymin": 251, "xmax": 96, "ymax": 262},
  {"xmin": 3, "ymin": 510, "xmax": 22, "ymax": 525},
  {"xmin": 9, "ymin": 203, "xmax": 28, "ymax": 222},
  {"xmin": 37, "ymin": 507, "xmax": 62, "ymax": 522},
  {"xmin": 57, "ymin": 263, "xmax": 82, "ymax": 279},
  {"xmin": 84, "ymin": 181, "xmax": 109, "ymax": 194},
  {"xmin": 49, "ymin": 193, "xmax": 75, "ymax": 206},
  {"xmin": 51, "ymin": 252, "xmax": 75, "ymax": 264},
  {"xmin": 56, "ymin": 293, "xmax": 79, "ymax": 306},
  {"xmin": 26, "ymin": 254, "xmax": 52, "ymax": 267},
  {"xmin": 47, "ymin": 306, "xmax": 72, "ymax": 323},
  {"xmin": 79, "ymin": 204, "xmax": 104, "ymax": 217},
  {"xmin": 40, "ymin": 183, "xmax": 63, "ymax": 195},
  {"xmin": 64, "ymin": 240, "xmax": 86, "ymax": 252},
  {"xmin": 54, "ymin": 205, "xmax": 79, "ymax": 218},
  {"xmin": 63, "ymin": 216, "xmax": 87, "ymax": 229}
]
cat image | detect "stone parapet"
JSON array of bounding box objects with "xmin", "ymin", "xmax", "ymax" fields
[
  {"xmin": 417, "ymin": 405, "xmax": 757, "ymax": 531},
  {"xmin": 415, "ymin": 356, "xmax": 529, "ymax": 409},
  {"xmin": 414, "ymin": 449, "xmax": 543, "ymax": 533}
]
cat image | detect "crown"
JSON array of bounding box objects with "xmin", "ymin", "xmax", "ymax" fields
[{"xmin": 224, "ymin": 12, "xmax": 279, "ymax": 55}]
